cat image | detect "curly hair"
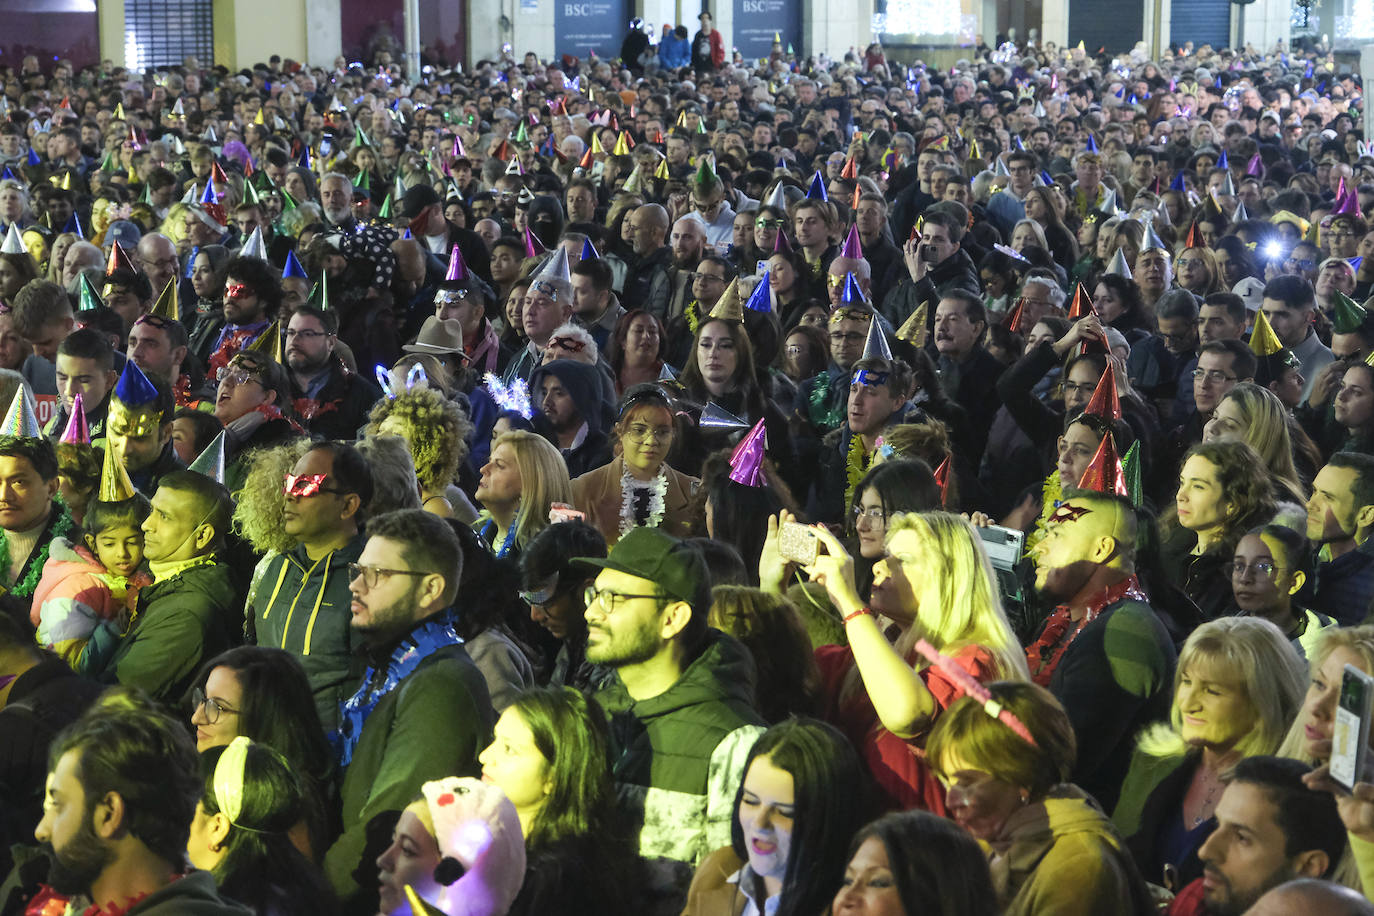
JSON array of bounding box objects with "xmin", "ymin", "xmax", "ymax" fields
[
  {"xmin": 232, "ymin": 439, "xmax": 314, "ymax": 554},
  {"xmin": 365, "ymin": 388, "xmax": 472, "ymax": 495},
  {"xmin": 1166, "ymin": 439, "xmax": 1276, "ymax": 558}
]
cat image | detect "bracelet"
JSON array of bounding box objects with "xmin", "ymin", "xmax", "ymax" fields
[{"xmin": 843, "ymin": 607, "xmax": 873, "ymax": 625}]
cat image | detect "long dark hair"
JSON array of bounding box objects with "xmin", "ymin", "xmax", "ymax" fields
[
  {"xmin": 606, "ymin": 308, "xmax": 666, "ymax": 375},
  {"xmin": 841, "ymin": 811, "xmax": 998, "ymax": 916},
  {"xmin": 508, "ymin": 687, "xmax": 619, "ymax": 851},
  {"xmin": 728, "ymin": 718, "xmax": 872, "ymax": 916},
  {"xmin": 700, "ymin": 450, "xmax": 786, "ymax": 583},
  {"xmin": 679, "ymin": 317, "xmax": 766, "ymax": 420},
  {"xmin": 198, "ymin": 742, "xmax": 337, "ymax": 916},
  {"xmin": 847, "ymin": 459, "xmax": 942, "ymax": 537}
]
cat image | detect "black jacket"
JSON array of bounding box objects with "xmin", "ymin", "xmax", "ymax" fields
[{"xmin": 292, "ymin": 358, "xmax": 383, "ymax": 441}]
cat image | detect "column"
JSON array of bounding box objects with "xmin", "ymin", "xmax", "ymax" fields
[
  {"xmin": 99, "ymin": 0, "xmax": 126, "ymax": 67},
  {"xmin": 305, "ymin": 0, "xmax": 343, "ymax": 67}
]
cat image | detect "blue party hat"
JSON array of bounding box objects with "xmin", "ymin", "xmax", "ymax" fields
[
  {"xmin": 745, "ymin": 273, "xmax": 772, "ymax": 312},
  {"xmin": 185, "ymin": 245, "xmax": 199, "ymax": 279},
  {"xmin": 580, "ymin": 238, "xmax": 600, "ymax": 261},
  {"xmin": 806, "ymin": 171, "xmax": 827, "ymax": 201},
  {"xmin": 113, "ymin": 359, "xmax": 158, "ymax": 406},
  {"xmin": 282, "ymin": 249, "xmax": 308, "ymax": 279}
]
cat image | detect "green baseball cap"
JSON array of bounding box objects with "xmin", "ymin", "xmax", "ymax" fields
[{"xmin": 573, "ymin": 527, "xmax": 708, "ymax": 610}]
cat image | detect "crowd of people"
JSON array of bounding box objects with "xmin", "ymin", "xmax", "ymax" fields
[{"xmin": 3, "ymin": 22, "xmax": 1374, "ymax": 916}]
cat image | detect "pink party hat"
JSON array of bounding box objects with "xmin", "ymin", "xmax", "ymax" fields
[
  {"xmin": 728, "ymin": 418, "xmax": 768, "ymax": 487},
  {"xmin": 60, "ymin": 393, "xmax": 89, "ymax": 444},
  {"xmin": 840, "ymin": 224, "xmax": 863, "ymax": 260},
  {"xmin": 445, "ymin": 246, "xmax": 468, "ymax": 282}
]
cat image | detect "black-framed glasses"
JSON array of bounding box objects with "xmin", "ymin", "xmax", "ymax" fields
[
  {"xmin": 584, "ymin": 585, "xmax": 661, "ymax": 612},
  {"xmin": 349, "ymin": 563, "xmax": 428, "ymax": 589},
  {"xmin": 192, "ymin": 687, "xmax": 240, "ymax": 724},
  {"xmin": 1192, "ymin": 369, "xmax": 1237, "ymax": 383},
  {"xmin": 285, "ymin": 328, "xmax": 331, "ymax": 340}
]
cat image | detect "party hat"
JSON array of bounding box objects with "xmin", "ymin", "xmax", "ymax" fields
[
  {"xmin": 186, "ymin": 430, "xmax": 227, "ymax": 483},
  {"xmin": 1105, "ymin": 248, "xmax": 1133, "ymax": 279},
  {"xmin": 727, "ymin": 418, "xmax": 768, "ymax": 487},
  {"xmin": 149, "ymin": 277, "xmax": 179, "ymax": 320},
  {"xmin": 840, "ymin": 224, "xmax": 863, "ymax": 260},
  {"xmin": 654, "ymin": 159, "xmax": 670, "ymax": 181},
  {"xmin": 504, "ymin": 156, "xmax": 524, "ymax": 177},
  {"xmin": 805, "ymin": 171, "xmax": 827, "ymax": 201},
  {"xmin": 993, "ymin": 157, "xmax": 1010, "ymax": 177},
  {"xmin": 772, "ymin": 229, "xmax": 792, "ymax": 256},
  {"xmin": 621, "ymin": 164, "xmax": 645, "ymax": 195},
  {"xmin": 699, "ymin": 402, "xmax": 750, "ymax": 430},
  {"xmin": 98, "ymin": 435, "xmax": 137, "ymax": 502},
  {"xmin": 445, "ymin": 245, "xmax": 469, "ymax": 282},
  {"xmin": 238, "ymin": 226, "xmax": 267, "ymax": 261},
  {"xmin": 1216, "ymin": 149, "xmax": 1229, "ymax": 171},
  {"xmin": 1233, "ymin": 201, "xmax": 1249, "ymax": 222},
  {"xmin": 531, "ymin": 247, "xmax": 572, "ymax": 300},
  {"xmin": 580, "ymin": 238, "xmax": 600, "ymax": 261},
  {"xmin": 745, "ymin": 274, "xmax": 772, "ymax": 313},
  {"xmin": 1246, "ymin": 153, "xmax": 1263, "ymax": 176},
  {"xmin": 1140, "ymin": 221, "xmax": 1169, "ymax": 253},
  {"xmin": 1170, "ymin": 171, "xmax": 1187, "ymax": 192},
  {"xmin": 0, "ymin": 224, "xmax": 24, "ymax": 255},
  {"xmin": 839, "ymin": 273, "xmax": 866, "ymax": 306},
  {"xmin": 693, "ymin": 156, "xmax": 718, "ymax": 191},
  {"xmin": 1081, "ymin": 366, "xmax": 1122, "ymax": 420},
  {"xmin": 1332, "ymin": 292, "xmax": 1370, "ymax": 335},
  {"xmin": 377, "ymin": 193, "xmax": 393, "ymax": 220},
  {"xmin": 1004, "ymin": 296, "xmax": 1028, "ymax": 333},
  {"xmin": 708, "ymin": 278, "xmax": 744, "ymax": 322},
  {"xmin": 1120, "ymin": 441, "xmax": 1143, "ymax": 507},
  {"xmin": 282, "ymin": 250, "xmax": 308, "ymax": 280},
  {"xmin": 1085, "ymin": 133, "xmax": 1099, "ymax": 153},
  {"xmin": 1067, "ymin": 283, "xmax": 1095, "ymax": 320},
  {"xmin": 1333, "ymin": 190, "xmax": 1364, "ymax": 220},
  {"xmin": 78, "ymin": 274, "xmax": 105, "ymax": 312},
  {"xmin": 1248, "ymin": 308, "xmax": 1284, "ymax": 356},
  {"xmin": 60, "ymin": 393, "xmax": 90, "ymax": 445},
  {"xmin": 612, "ymin": 131, "xmax": 632, "ymax": 156},
  {"xmin": 1185, "ymin": 222, "xmax": 1202, "ymax": 249},
  {"xmin": 932, "ymin": 455, "xmax": 952, "ymax": 507},
  {"xmin": 764, "ymin": 183, "xmax": 788, "ymax": 211},
  {"xmin": 840, "ymin": 157, "xmax": 858, "ymax": 180},
  {"xmin": 1077, "ymin": 433, "xmax": 1128, "ymax": 496},
  {"xmin": 1218, "ymin": 171, "xmax": 1236, "ymax": 197},
  {"xmin": 62, "ymin": 213, "xmax": 84, "ymax": 239},
  {"xmin": 0, "ymin": 385, "xmax": 40, "ymax": 438},
  {"xmin": 523, "ymin": 226, "xmax": 546, "ymax": 258},
  {"xmin": 895, "ymin": 302, "xmax": 929, "ymax": 347},
  {"xmin": 243, "ymin": 320, "xmax": 281, "ymax": 361},
  {"xmin": 307, "ymin": 272, "xmax": 331, "ymax": 310},
  {"xmin": 861, "ymin": 315, "xmax": 892, "ymax": 361}
]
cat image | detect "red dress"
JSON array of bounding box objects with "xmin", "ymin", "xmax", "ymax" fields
[{"xmin": 815, "ymin": 641, "xmax": 998, "ymax": 814}]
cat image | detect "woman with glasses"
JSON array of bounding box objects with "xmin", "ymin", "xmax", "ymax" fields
[
  {"xmin": 1175, "ymin": 246, "xmax": 1223, "ymax": 297},
  {"xmin": 572, "ymin": 384, "xmax": 698, "ymax": 547},
  {"xmin": 1112, "ymin": 617, "xmax": 1306, "ymax": 894},
  {"xmin": 1228, "ymin": 524, "xmax": 1334, "ymax": 658},
  {"xmin": 761, "ymin": 509, "xmax": 1029, "ymax": 812},
  {"xmin": 846, "ymin": 459, "xmax": 942, "ymax": 597},
  {"xmin": 188, "ymin": 646, "xmax": 335, "ymax": 861},
  {"xmin": 217, "ymin": 351, "xmax": 303, "ymax": 493},
  {"xmin": 1161, "ymin": 439, "xmax": 1278, "ymax": 621}
]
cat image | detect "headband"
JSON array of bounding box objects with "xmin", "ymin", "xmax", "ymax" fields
[{"xmin": 213, "ymin": 736, "xmax": 254, "ymax": 829}]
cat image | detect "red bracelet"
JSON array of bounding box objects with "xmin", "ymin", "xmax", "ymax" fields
[{"xmin": 843, "ymin": 607, "xmax": 873, "ymax": 624}]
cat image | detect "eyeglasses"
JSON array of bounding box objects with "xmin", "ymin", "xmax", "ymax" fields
[
  {"xmin": 221, "ymin": 367, "xmax": 265, "ymax": 388},
  {"xmin": 283, "ymin": 473, "xmax": 345, "ymax": 498},
  {"xmin": 348, "ymin": 563, "xmax": 428, "ymax": 589},
  {"xmin": 192, "ymin": 687, "xmax": 240, "ymax": 724},
  {"xmin": 285, "ymin": 328, "xmax": 330, "ymax": 340},
  {"xmin": 1062, "ymin": 381, "xmax": 1097, "ymax": 396},
  {"xmin": 624, "ymin": 423, "xmax": 672, "ymax": 443},
  {"xmin": 1230, "ymin": 559, "xmax": 1283, "ymax": 580},
  {"xmin": 829, "ymin": 331, "xmax": 866, "ymax": 344},
  {"xmin": 584, "ymin": 585, "xmax": 661, "ymax": 612},
  {"xmin": 1192, "ymin": 369, "xmax": 1237, "ymax": 383},
  {"xmin": 850, "ymin": 504, "xmax": 896, "ymax": 527},
  {"xmin": 139, "ymin": 256, "xmax": 179, "ymax": 272},
  {"xmin": 689, "ymin": 272, "xmax": 726, "ymax": 284}
]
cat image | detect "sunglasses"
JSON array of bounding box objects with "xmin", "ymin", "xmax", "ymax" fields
[{"xmin": 283, "ymin": 473, "xmax": 344, "ymax": 497}]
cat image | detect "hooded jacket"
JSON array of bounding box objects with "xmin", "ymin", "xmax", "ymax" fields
[
  {"xmin": 988, "ymin": 785, "xmax": 1154, "ymax": 916},
  {"xmin": 594, "ymin": 629, "xmax": 765, "ymax": 871},
  {"xmin": 248, "ymin": 533, "xmax": 367, "ymax": 731},
  {"xmin": 530, "ymin": 359, "xmax": 613, "ymax": 478}
]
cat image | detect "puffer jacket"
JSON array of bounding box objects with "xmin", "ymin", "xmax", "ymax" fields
[{"xmin": 32, "ymin": 537, "xmax": 149, "ymax": 665}]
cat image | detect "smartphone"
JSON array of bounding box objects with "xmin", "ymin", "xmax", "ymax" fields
[
  {"xmin": 977, "ymin": 525, "xmax": 1024, "ymax": 573},
  {"xmin": 1332, "ymin": 664, "xmax": 1374, "ymax": 791},
  {"xmin": 778, "ymin": 521, "xmax": 819, "ymax": 566}
]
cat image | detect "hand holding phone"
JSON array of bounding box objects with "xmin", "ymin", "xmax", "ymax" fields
[
  {"xmin": 778, "ymin": 521, "xmax": 820, "ymax": 566},
  {"xmin": 1332, "ymin": 665, "xmax": 1374, "ymax": 791}
]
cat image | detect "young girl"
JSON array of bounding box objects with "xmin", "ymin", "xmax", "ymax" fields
[{"xmin": 32, "ymin": 495, "xmax": 152, "ymax": 667}]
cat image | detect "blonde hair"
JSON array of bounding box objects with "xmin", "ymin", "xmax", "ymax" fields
[
  {"xmin": 491, "ymin": 430, "xmax": 573, "ymax": 549},
  {"xmin": 1216, "ymin": 383, "xmax": 1307, "ymax": 504},
  {"xmin": 841, "ymin": 512, "xmax": 1028, "ymax": 708},
  {"xmin": 1137, "ymin": 617, "xmax": 1306, "ymax": 759},
  {"xmin": 1278, "ymin": 625, "xmax": 1374, "ymax": 763}
]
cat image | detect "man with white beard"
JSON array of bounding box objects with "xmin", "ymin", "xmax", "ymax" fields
[{"xmin": 319, "ymin": 172, "xmax": 359, "ymax": 233}]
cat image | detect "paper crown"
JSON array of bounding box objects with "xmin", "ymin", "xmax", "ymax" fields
[
  {"xmin": 187, "ymin": 430, "xmax": 226, "ymax": 483},
  {"xmin": 98, "ymin": 435, "xmax": 137, "ymax": 502},
  {"xmin": 238, "ymin": 226, "xmax": 267, "ymax": 261},
  {"xmin": 840, "ymin": 224, "xmax": 863, "ymax": 260},
  {"xmin": 806, "ymin": 171, "xmax": 827, "ymax": 201},
  {"xmin": 1248, "ymin": 308, "xmax": 1284, "ymax": 356},
  {"xmin": 113, "ymin": 358, "xmax": 159, "ymax": 407},
  {"xmin": 708, "ymin": 278, "xmax": 744, "ymax": 322},
  {"xmin": 745, "ymin": 273, "xmax": 772, "ymax": 313},
  {"xmin": 862, "ymin": 315, "xmax": 892, "ymax": 361},
  {"xmin": 1332, "ymin": 292, "xmax": 1370, "ymax": 335},
  {"xmin": 700, "ymin": 402, "xmax": 751, "ymax": 430},
  {"xmin": 530, "ymin": 247, "xmax": 572, "ymax": 301},
  {"xmin": 727, "ymin": 418, "xmax": 768, "ymax": 487},
  {"xmin": 1082, "ymin": 366, "xmax": 1122, "ymax": 420},
  {"xmin": 282, "ymin": 249, "xmax": 308, "ymax": 279},
  {"xmin": 149, "ymin": 277, "xmax": 179, "ymax": 320},
  {"xmin": 60, "ymin": 393, "xmax": 90, "ymax": 445},
  {"xmin": 0, "ymin": 386, "xmax": 39, "ymax": 438},
  {"xmin": 444, "ymin": 245, "xmax": 468, "ymax": 282},
  {"xmin": 1105, "ymin": 248, "xmax": 1133, "ymax": 279},
  {"xmin": 896, "ymin": 301, "xmax": 929, "ymax": 347},
  {"xmin": 1077, "ymin": 432, "xmax": 1128, "ymax": 496}
]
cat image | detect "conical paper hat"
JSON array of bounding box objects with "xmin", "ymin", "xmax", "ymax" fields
[
  {"xmin": 862, "ymin": 315, "xmax": 892, "ymax": 361},
  {"xmin": 896, "ymin": 302, "xmax": 929, "ymax": 347},
  {"xmin": 727, "ymin": 418, "xmax": 768, "ymax": 487},
  {"xmin": 840, "ymin": 224, "xmax": 863, "ymax": 260},
  {"xmin": 1077, "ymin": 433, "xmax": 1128, "ymax": 496},
  {"xmin": 530, "ymin": 247, "xmax": 572, "ymax": 301},
  {"xmin": 708, "ymin": 278, "xmax": 743, "ymax": 322},
  {"xmin": 98, "ymin": 436, "xmax": 137, "ymax": 502},
  {"xmin": 187, "ymin": 430, "xmax": 227, "ymax": 483},
  {"xmin": 60, "ymin": 393, "xmax": 90, "ymax": 445},
  {"xmin": 1081, "ymin": 366, "xmax": 1122, "ymax": 420},
  {"xmin": 238, "ymin": 226, "xmax": 268, "ymax": 261},
  {"xmin": 0, "ymin": 223, "xmax": 24, "ymax": 255},
  {"xmin": 1332, "ymin": 292, "xmax": 1370, "ymax": 335},
  {"xmin": 1248, "ymin": 309, "xmax": 1284, "ymax": 356},
  {"xmin": 1067, "ymin": 283, "xmax": 1095, "ymax": 320},
  {"xmin": 1105, "ymin": 248, "xmax": 1133, "ymax": 279},
  {"xmin": 148, "ymin": 277, "xmax": 179, "ymax": 320},
  {"xmin": 699, "ymin": 402, "xmax": 750, "ymax": 430},
  {"xmin": 0, "ymin": 386, "xmax": 40, "ymax": 438},
  {"xmin": 744, "ymin": 274, "xmax": 772, "ymax": 313}
]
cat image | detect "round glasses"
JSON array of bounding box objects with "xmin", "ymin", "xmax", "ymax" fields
[{"xmin": 192, "ymin": 687, "xmax": 240, "ymax": 724}]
